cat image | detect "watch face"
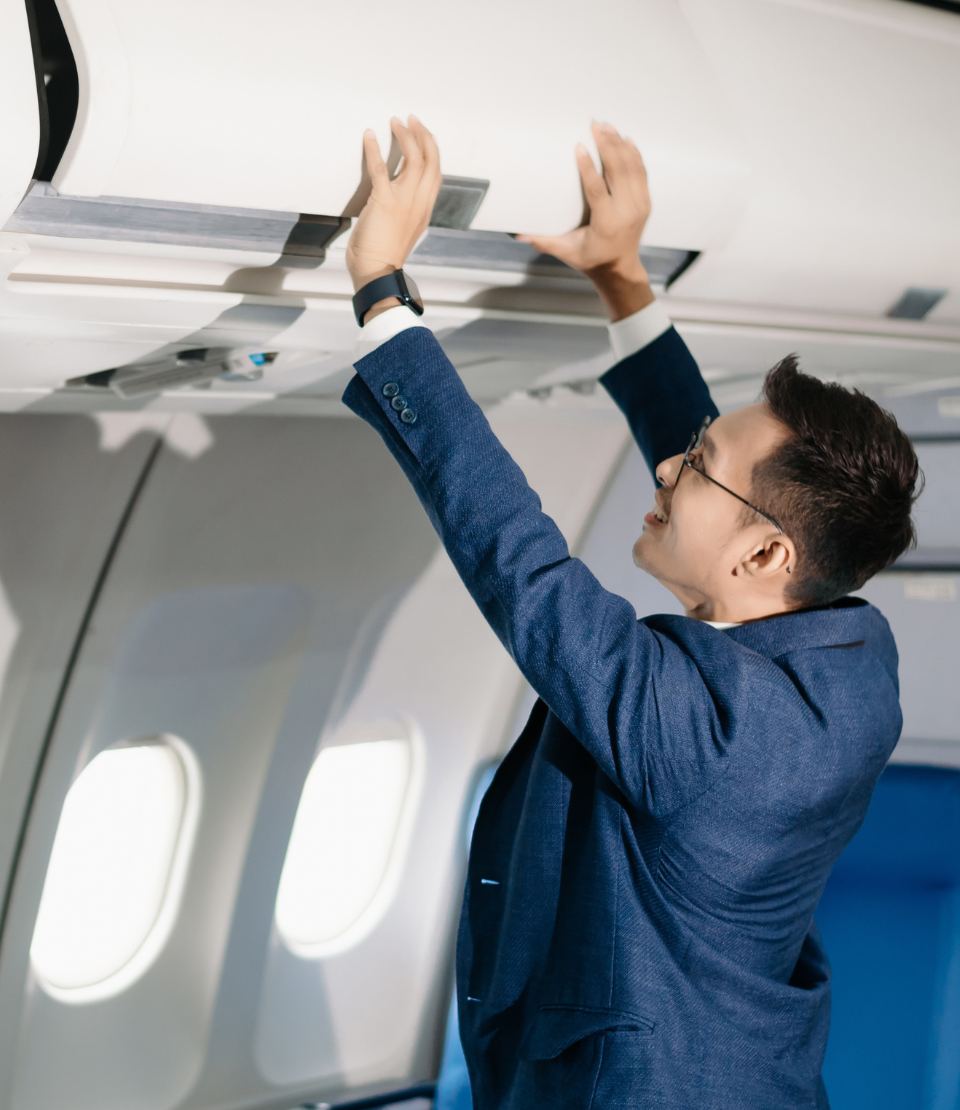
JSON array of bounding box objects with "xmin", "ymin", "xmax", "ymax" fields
[{"xmin": 398, "ymin": 271, "xmax": 423, "ymax": 311}]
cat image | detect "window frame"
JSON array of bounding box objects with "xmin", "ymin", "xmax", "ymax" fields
[
  {"xmin": 274, "ymin": 717, "xmax": 425, "ymax": 960},
  {"xmin": 30, "ymin": 734, "xmax": 202, "ymax": 1005}
]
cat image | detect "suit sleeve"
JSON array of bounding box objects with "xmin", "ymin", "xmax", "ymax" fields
[
  {"xmin": 600, "ymin": 325, "xmax": 719, "ymax": 476},
  {"xmin": 342, "ymin": 327, "xmax": 733, "ymax": 818}
]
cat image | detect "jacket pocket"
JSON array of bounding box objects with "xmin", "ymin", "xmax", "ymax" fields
[{"xmin": 518, "ymin": 1003, "xmax": 655, "ymax": 1061}]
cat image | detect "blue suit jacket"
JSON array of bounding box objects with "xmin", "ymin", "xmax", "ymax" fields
[{"xmin": 343, "ymin": 325, "xmax": 903, "ymax": 1110}]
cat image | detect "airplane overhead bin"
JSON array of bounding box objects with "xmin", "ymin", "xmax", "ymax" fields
[
  {"xmin": 45, "ymin": 0, "xmax": 750, "ymax": 248},
  {"xmin": 0, "ymin": 0, "xmax": 958, "ymax": 403}
]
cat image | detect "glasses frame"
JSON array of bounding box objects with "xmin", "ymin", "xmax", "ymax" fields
[{"xmin": 678, "ymin": 416, "xmax": 784, "ymax": 535}]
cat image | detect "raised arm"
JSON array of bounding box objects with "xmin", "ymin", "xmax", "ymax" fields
[
  {"xmin": 520, "ymin": 123, "xmax": 718, "ymax": 477},
  {"xmin": 340, "ymin": 117, "xmax": 733, "ymax": 816},
  {"xmin": 343, "ymin": 326, "xmax": 729, "ymax": 817},
  {"xmin": 601, "ymin": 328, "xmax": 718, "ymax": 476}
]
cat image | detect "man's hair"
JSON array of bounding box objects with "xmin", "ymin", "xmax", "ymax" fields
[{"xmin": 751, "ymin": 355, "xmax": 922, "ymax": 606}]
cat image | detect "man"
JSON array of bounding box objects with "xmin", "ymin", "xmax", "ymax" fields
[{"xmin": 341, "ymin": 117, "xmax": 920, "ymax": 1108}]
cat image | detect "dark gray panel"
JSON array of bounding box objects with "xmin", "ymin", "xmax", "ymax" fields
[
  {"xmin": 429, "ymin": 176, "xmax": 490, "ymax": 231},
  {"xmin": 888, "ymin": 548, "xmax": 960, "ymax": 572},
  {"xmin": 279, "ymin": 214, "xmax": 352, "ymax": 269},
  {"xmin": 886, "ymin": 287, "xmax": 948, "ymax": 321}
]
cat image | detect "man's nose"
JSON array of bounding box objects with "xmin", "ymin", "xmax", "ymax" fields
[{"xmin": 656, "ymin": 451, "xmax": 684, "ymax": 489}]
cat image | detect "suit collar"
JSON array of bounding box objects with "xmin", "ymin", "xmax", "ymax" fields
[
  {"xmin": 721, "ymin": 596, "xmax": 884, "ymax": 657},
  {"xmin": 646, "ymin": 596, "xmax": 891, "ymax": 660}
]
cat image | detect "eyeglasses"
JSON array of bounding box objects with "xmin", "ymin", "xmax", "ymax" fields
[{"xmin": 676, "ymin": 416, "xmax": 783, "ymax": 535}]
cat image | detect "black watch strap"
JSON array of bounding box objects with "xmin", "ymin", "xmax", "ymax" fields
[{"xmin": 353, "ymin": 270, "xmax": 424, "ymax": 327}]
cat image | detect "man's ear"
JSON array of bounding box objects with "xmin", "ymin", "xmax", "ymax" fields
[{"xmin": 736, "ymin": 533, "xmax": 796, "ymax": 581}]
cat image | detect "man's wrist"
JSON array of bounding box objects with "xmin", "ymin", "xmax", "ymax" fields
[
  {"xmin": 350, "ymin": 268, "xmax": 421, "ymax": 328},
  {"xmin": 350, "ymin": 263, "xmax": 399, "ymax": 293},
  {"xmin": 585, "ymin": 258, "xmax": 655, "ymax": 323},
  {"xmin": 363, "ymin": 297, "xmax": 403, "ymax": 324}
]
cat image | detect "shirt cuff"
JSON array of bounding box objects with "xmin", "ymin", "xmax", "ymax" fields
[
  {"xmin": 607, "ymin": 299, "xmax": 672, "ymax": 363},
  {"xmin": 354, "ymin": 305, "xmax": 426, "ymax": 359}
]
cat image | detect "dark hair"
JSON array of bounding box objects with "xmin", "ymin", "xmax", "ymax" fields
[{"xmin": 751, "ymin": 355, "xmax": 922, "ymax": 606}]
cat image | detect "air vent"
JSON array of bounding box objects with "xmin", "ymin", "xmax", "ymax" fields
[
  {"xmin": 429, "ymin": 176, "xmax": 490, "ymax": 231},
  {"xmin": 109, "ymin": 349, "xmax": 236, "ymax": 398},
  {"xmin": 886, "ymin": 287, "xmax": 948, "ymax": 320},
  {"xmin": 66, "ymin": 348, "xmax": 279, "ymax": 398},
  {"xmin": 410, "ymin": 227, "xmax": 698, "ymax": 287}
]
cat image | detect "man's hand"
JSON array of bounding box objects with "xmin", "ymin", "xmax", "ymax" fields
[
  {"xmin": 346, "ymin": 116, "xmax": 442, "ymax": 323},
  {"xmin": 518, "ymin": 123, "xmax": 654, "ymax": 322}
]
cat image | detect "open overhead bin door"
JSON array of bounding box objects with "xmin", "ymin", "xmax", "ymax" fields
[{"xmin": 48, "ymin": 0, "xmax": 752, "ymax": 249}]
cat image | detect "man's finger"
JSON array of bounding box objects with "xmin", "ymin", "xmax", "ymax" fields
[
  {"xmin": 391, "ymin": 116, "xmax": 424, "ymax": 180},
  {"xmin": 623, "ymin": 139, "xmax": 649, "ymax": 193},
  {"xmin": 593, "ymin": 122, "xmax": 628, "ymax": 193},
  {"xmin": 406, "ymin": 117, "xmax": 443, "ymax": 223},
  {"xmin": 623, "ymin": 138, "xmax": 652, "ymax": 214},
  {"xmin": 624, "ymin": 138, "xmax": 648, "ymax": 180},
  {"xmin": 363, "ymin": 129, "xmax": 390, "ymax": 185},
  {"xmin": 410, "ymin": 115, "xmax": 442, "ymax": 185},
  {"xmin": 576, "ymin": 144, "xmax": 609, "ymax": 208},
  {"xmin": 409, "ymin": 115, "xmax": 443, "ymax": 209}
]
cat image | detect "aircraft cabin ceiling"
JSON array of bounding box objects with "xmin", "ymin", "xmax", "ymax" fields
[{"xmin": 0, "ymin": 0, "xmax": 957, "ymax": 414}]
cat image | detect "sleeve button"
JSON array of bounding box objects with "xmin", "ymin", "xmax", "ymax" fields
[
  {"xmin": 400, "ymin": 407, "xmax": 417, "ymax": 425},
  {"xmin": 382, "ymin": 382, "xmax": 400, "ymax": 398},
  {"xmin": 391, "ymin": 395, "xmax": 407, "ymax": 411}
]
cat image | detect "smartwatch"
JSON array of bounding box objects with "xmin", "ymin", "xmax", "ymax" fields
[{"xmin": 352, "ymin": 270, "xmax": 424, "ymax": 327}]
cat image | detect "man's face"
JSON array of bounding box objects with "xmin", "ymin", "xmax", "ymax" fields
[{"xmin": 633, "ymin": 403, "xmax": 790, "ymax": 607}]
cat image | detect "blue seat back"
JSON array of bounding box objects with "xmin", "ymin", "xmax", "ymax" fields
[{"xmin": 817, "ymin": 765, "xmax": 960, "ymax": 1109}]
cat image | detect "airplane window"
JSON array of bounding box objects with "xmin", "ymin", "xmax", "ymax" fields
[
  {"xmin": 275, "ymin": 723, "xmax": 423, "ymax": 958},
  {"xmin": 30, "ymin": 737, "xmax": 201, "ymax": 1003}
]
